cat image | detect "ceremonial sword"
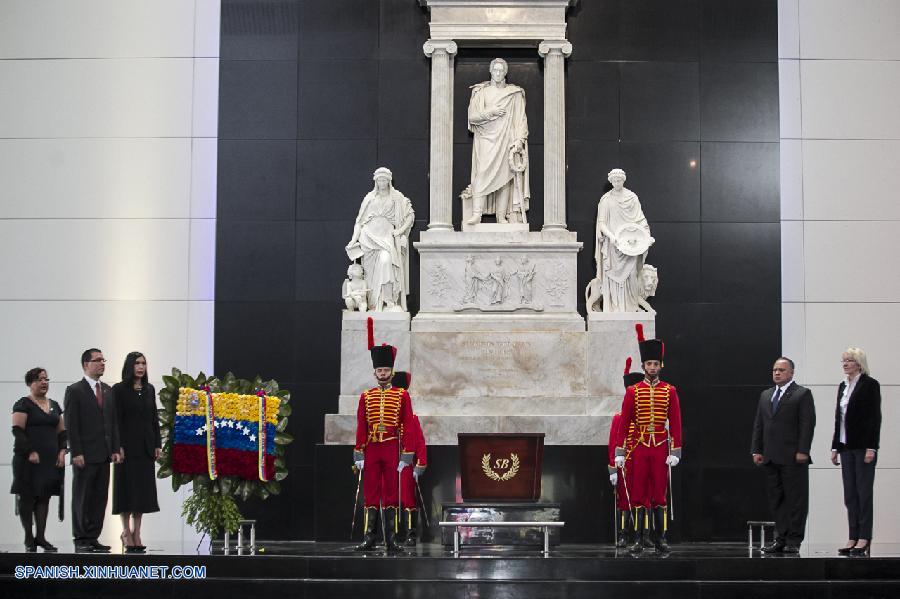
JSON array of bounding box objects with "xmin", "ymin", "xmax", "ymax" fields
[
  {"xmin": 350, "ymin": 466, "xmax": 362, "ymax": 539},
  {"xmin": 668, "ymin": 437, "xmax": 676, "ymax": 522},
  {"xmin": 415, "ymin": 477, "xmax": 430, "ymax": 528}
]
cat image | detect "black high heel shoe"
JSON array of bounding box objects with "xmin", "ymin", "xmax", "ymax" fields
[
  {"xmin": 34, "ymin": 538, "xmax": 58, "ymax": 552},
  {"xmin": 837, "ymin": 540, "xmax": 857, "ymax": 555},
  {"xmin": 850, "ymin": 541, "xmax": 871, "ymax": 556}
]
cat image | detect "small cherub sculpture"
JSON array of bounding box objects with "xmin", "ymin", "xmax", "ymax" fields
[{"xmin": 342, "ymin": 263, "xmax": 369, "ymax": 312}]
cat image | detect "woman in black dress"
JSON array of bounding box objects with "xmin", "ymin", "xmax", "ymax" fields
[
  {"xmin": 112, "ymin": 352, "xmax": 161, "ymax": 553},
  {"xmin": 11, "ymin": 367, "xmax": 66, "ymax": 552}
]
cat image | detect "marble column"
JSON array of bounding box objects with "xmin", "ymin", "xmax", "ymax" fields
[
  {"xmin": 538, "ymin": 40, "xmax": 573, "ymax": 231},
  {"xmin": 423, "ymin": 39, "xmax": 457, "ymax": 231}
]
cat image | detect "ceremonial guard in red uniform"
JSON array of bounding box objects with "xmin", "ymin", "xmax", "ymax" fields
[
  {"xmin": 353, "ymin": 345, "xmax": 416, "ymax": 552},
  {"xmin": 608, "ymin": 357, "xmax": 643, "ymax": 548},
  {"xmin": 615, "ymin": 325, "xmax": 682, "ymax": 554},
  {"xmin": 394, "ymin": 371, "xmax": 427, "ymax": 547}
]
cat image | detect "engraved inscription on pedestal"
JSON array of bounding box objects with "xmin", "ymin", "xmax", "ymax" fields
[{"xmin": 413, "ymin": 331, "xmax": 587, "ymax": 398}]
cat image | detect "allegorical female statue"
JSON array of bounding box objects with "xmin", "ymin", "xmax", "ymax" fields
[
  {"xmin": 465, "ymin": 58, "xmax": 530, "ymax": 225},
  {"xmin": 591, "ymin": 168, "xmax": 655, "ymax": 313},
  {"xmin": 346, "ymin": 167, "xmax": 414, "ymax": 311}
]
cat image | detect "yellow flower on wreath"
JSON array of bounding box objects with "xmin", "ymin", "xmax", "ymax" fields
[{"xmin": 177, "ymin": 388, "xmax": 280, "ymax": 424}]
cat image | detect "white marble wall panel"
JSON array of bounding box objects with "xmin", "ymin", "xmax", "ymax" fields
[
  {"xmin": 780, "ymin": 221, "xmax": 804, "ymax": 302},
  {"xmin": 191, "ymin": 138, "xmax": 219, "ymax": 219},
  {"xmin": 807, "ymin": 466, "xmax": 900, "ymax": 546},
  {"xmin": 778, "ymin": 60, "xmax": 802, "ymax": 139},
  {"xmin": 192, "ymin": 58, "xmax": 220, "ymax": 137},
  {"xmin": 0, "ymin": 301, "xmax": 190, "ymax": 384},
  {"xmin": 779, "ymin": 139, "xmax": 803, "ymax": 220},
  {"xmin": 802, "ymin": 140, "xmax": 900, "ymax": 221},
  {"xmin": 806, "ymin": 467, "xmax": 850, "ymax": 545},
  {"xmin": 800, "ymin": 60, "xmax": 900, "ymax": 140},
  {"xmin": 186, "ymin": 301, "xmax": 216, "ymax": 375},
  {"xmin": 0, "ymin": 139, "xmax": 191, "ymax": 219},
  {"xmin": 0, "ymin": 0, "xmax": 219, "ymax": 547},
  {"xmin": 189, "ymin": 219, "xmax": 217, "ymax": 301},
  {"xmin": 781, "ymin": 303, "xmax": 807, "ymax": 374},
  {"xmin": 803, "ymin": 303, "xmax": 900, "ymax": 386},
  {"xmin": 0, "ymin": 219, "xmax": 191, "ymax": 301},
  {"xmin": 781, "ymin": 0, "xmax": 900, "ymax": 546},
  {"xmin": 195, "ymin": 0, "xmax": 223, "ymax": 58},
  {"xmin": 803, "ymin": 221, "xmax": 900, "ymax": 302},
  {"xmin": 0, "ymin": 58, "xmax": 194, "ymax": 138},
  {"xmin": 799, "ymin": 0, "xmax": 900, "ymax": 60},
  {"xmin": 778, "ymin": 0, "xmax": 800, "ymax": 59},
  {"xmin": 0, "ymin": 0, "xmax": 195, "ymax": 59}
]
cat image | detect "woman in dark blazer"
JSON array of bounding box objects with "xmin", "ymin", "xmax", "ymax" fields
[
  {"xmin": 112, "ymin": 352, "xmax": 161, "ymax": 553},
  {"xmin": 831, "ymin": 346, "xmax": 881, "ymax": 556}
]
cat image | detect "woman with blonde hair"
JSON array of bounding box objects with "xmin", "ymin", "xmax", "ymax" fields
[{"xmin": 831, "ymin": 347, "xmax": 882, "ymax": 556}]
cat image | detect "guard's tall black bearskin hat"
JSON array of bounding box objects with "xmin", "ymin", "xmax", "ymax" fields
[
  {"xmin": 371, "ymin": 345, "xmax": 396, "ymax": 369},
  {"xmin": 367, "ymin": 315, "xmax": 397, "ymax": 368},
  {"xmin": 635, "ymin": 323, "xmax": 664, "ymax": 363},
  {"xmin": 623, "ymin": 357, "xmax": 644, "ymax": 388},
  {"xmin": 392, "ymin": 371, "xmax": 411, "ymax": 389}
]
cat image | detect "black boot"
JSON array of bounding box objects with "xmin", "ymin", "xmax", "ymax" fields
[
  {"xmin": 384, "ymin": 507, "xmax": 404, "ymax": 553},
  {"xmin": 629, "ymin": 507, "xmax": 645, "ymax": 554},
  {"xmin": 615, "ymin": 510, "xmax": 632, "ymax": 548},
  {"xmin": 404, "ymin": 509, "xmax": 419, "ymax": 547},
  {"xmin": 354, "ymin": 507, "xmax": 379, "ymax": 551},
  {"xmin": 653, "ymin": 507, "xmax": 670, "ymax": 553}
]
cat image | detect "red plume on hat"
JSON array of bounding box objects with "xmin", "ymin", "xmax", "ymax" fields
[
  {"xmin": 366, "ymin": 316, "xmax": 375, "ymax": 350},
  {"xmin": 635, "ymin": 323, "xmax": 645, "ymax": 343},
  {"xmin": 624, "ymin": 356, "xmax": 632, "ymax": 375}
]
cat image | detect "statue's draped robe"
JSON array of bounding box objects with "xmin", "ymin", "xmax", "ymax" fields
[
  {"xmin": 354, "ymin": 187, "xmax": 413, "ymax": 310},
  {"xmin": 468, "ymin": 82, "xmax": 530, "ymax": 216},
  {"xmin": 595, "ymin": 189, "xmax": 649, "ymax": 312}
]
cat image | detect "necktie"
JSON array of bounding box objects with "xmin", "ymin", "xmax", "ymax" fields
[
  {"xmin": 771, "ymin": 387, "xmax": 782, "ymax": 413},
  {"xmin": 95, "ymin": 382, "xmax": 103, "ymax": 409}
]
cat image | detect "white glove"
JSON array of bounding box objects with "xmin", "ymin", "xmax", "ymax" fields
[
  {"xmin": 354, "ymin": 459, "xmax": 364, "ymax": 471},
  {"xmin": 397, "ymin": 461, "xmax": 409, "ymax": 473},
  {"xmin": 609, "ymin": 473, "xmax": 618, "ymax": 486},
  {"xmin": 666, "ymin": 455, "xmax": 680, "ymax": 467},
  {"xmin": 614, "ymin": 455, "xmax": 625, "ymax": 469}
]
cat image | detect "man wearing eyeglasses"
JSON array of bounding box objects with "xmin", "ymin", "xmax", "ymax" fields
[{"xmin": 63, "ymin": 348, "xmax": 122, "ymax": 553}]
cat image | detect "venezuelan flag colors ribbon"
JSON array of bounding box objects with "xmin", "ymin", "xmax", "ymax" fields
[{"xmin": 173, "ymin": 387, "xmax": 281, "ymax": 481}]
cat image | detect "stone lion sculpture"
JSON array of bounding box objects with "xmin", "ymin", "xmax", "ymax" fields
[{"xmin": 586, "ymin": 264, "xmax": 658, "ymax": 313}]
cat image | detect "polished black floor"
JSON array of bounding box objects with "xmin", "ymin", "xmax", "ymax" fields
[{"xmin": 3, "ymin": 542, "xmax": 900, "ymax": 598}]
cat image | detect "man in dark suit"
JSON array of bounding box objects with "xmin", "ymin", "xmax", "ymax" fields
[
  {"xmin": 64, "ymin": 348, "xmax": 122, "ymax": 553},
  {"xmin": 751, "ymin": 357, "xmax": 816, "ymax": 553}
]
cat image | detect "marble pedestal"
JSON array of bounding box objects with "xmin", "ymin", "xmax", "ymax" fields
[
  {"xmin": 337, "ymin": 311, "xmax": 411, "ymax": 398},
  {"xmin": 325, "ymin": 310, "xmax": 656, "ymax": 447}
]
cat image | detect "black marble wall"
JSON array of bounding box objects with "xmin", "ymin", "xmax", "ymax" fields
[{"xmin": 216, "ymin": 0, "xmax": 780, "ymax": 542}]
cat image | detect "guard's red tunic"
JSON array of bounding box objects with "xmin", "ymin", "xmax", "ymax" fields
[
  {"xmin": 608, "ymin": 410, "xmax": 638, "ymax": 511},
  {"xmin": 400, "ymin": 414, "xmax": 427, "ymax": 511},
  {"xmin": 355, "ymin": 385, "xmax": 415, "ymax": 508},
  {"xmin": 615, "ymin": 379, "xmax": 683, "ymax": 509}
]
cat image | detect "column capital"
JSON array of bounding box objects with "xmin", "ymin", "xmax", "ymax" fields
[
  {"xmin": 423, "ymin": 39, "xmax": 458, "ymax": 58},
  {"xmin": 538, "ymin": 40, "xmax": 573, "ymax": 58}
]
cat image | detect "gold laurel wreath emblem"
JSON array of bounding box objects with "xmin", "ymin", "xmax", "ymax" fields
[{"xmin": 481, "ymin": 453, "xmax": 520, "ymax": 482}]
